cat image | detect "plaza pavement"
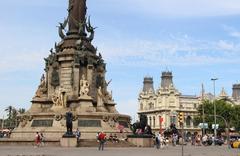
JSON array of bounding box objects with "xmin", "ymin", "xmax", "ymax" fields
[{"xmin": 0, "ymin": 145, "xmax": 239, "ymax": 156}]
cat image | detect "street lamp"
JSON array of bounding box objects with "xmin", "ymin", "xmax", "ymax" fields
[
  {"xmin": 0, "ymin": 110, "xmax": 5, "ymax": 133},
  {"xmin": 211, "ymin": 78, "xmax": 218, "ymax": 140},
  {"xmin": 201, "ymin": 84, "xmax": 205, "ymax": 136}
]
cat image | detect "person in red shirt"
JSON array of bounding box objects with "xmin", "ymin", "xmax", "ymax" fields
[
  {"xmin": 98, "ymin": 131, "xmax": 106, "ymax": 151},
  {"xmin": 35, "ymin": 132, "xmax": 40, "ymax": 147}
]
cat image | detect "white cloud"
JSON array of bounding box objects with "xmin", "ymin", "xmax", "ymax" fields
[
  {"xmin": 96, "ymin": 0, "xmax": 240, "ymax": 17},
  {"xmin": 216, "ymin": 40, "xmax": 235, "ymax": 51},
  {"xmin": 1, "ymin": 0, "xmax": 65, "ymax": 8},
  {"xmin": 97, "ymin": 34, "xmax": 240, "ymax": 67},
  {"xmin": 8, "ymin": 0, "xmax": 240, "ymax": 18},
  {"xmin": 0, "ymin": 49, "xmax": 48, "ymax": 73},
  {"xmin": 116, "ymin": 99, "xmax": 138, "ymax": 121},
  {"xmin": 223, "ymin": 25, "xmax": 240, "ymax": 38}
]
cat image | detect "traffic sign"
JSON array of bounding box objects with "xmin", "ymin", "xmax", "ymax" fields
[
  {"xmin": 198, "ymin": 123, "xmax": 208, "ymax": 129},
  {"xmin": 212, "ymin": 124, "xmax": 219, "ymax": 129}
]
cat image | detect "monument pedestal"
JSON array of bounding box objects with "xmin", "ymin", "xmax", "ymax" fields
[
  {"xmin": 127, "ymin": 135, "xmax": 153, "ymax": 147},
  {"xmin": 60, "ymin": 136, "xmax": 77, "ymax": 147},
  {"xmin": 11, "ymin": 0, "xmax": 132, "ymax": 142},
  {"xmin": 96, "ymin": 106, "xmax": 108, "ymax": 112},
  {"xmin": 77, "ymin": 96, "xmax": 95, "ymax": 112}
]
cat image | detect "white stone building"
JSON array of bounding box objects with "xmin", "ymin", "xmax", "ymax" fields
[
  {"xmin": 138, "ymin": 71, "xmax": 200, "ymax": 134},
  {"xmin": 138, "ymin": 72, "xmax": 240, "ymax": 134}
]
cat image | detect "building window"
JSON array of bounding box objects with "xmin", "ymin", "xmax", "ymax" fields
[
  {"xmin": 186, "ymin": 116, "xmax": 191, "ymax": 127},
  {"xmin": 149, "ymin": 103, "xmax": 154, "ymax": 110},
  {"xmin": 193, "ymin": 119, "xmax": 198, "ymax": 127},
  {"xmin": 153, "ymin": 116, "xmax": 155, "ymax": 128},
  {"xmin": 140, "ymin": 103, "xmax": 143, "ymax": 110},
  {"xmin": 194, "ymin": 104, "xmax": 197, "ymax": 108},
  {"xmin": 149, "ymin": 117, "xmax": 152, "ymax": 127},
  {"xmin": 170, "ymin": 116, "xmax": 176, "ymax": 125}
]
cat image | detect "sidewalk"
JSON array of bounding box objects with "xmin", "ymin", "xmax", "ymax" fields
[{"xmin": 0, "ymin": 145, "xmax": 239, "ymax": 156}]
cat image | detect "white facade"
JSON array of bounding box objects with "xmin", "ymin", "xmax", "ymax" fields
[{"xmin": 138, "ymin": 73, "xmax": 200, "ymax": 133}]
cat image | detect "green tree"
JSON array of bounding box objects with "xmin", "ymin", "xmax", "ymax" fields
[
  {"xmin": 4, "ymin": 106, "xmax": 27, "ymax": 128},
  {"xmin": 194, "ymin": 99, "xmax": 237, "ymax": 132},
  {"xmin": 230, "ymin": 105, "xmax": 240, "ymax": 131},
  {"xmin": 18, "ymin": 108, "xmax": 26, "ymax": 114},
  {"xmin": 5, "ymin": 106, "xmax": 14, "ymax": 119}
]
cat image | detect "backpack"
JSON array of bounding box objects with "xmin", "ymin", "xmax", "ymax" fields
[{"xmin": 98, "ymin": 133, "xmax": 105, "ymax": 140}]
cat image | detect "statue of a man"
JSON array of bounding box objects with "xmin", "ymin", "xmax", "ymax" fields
[{"xmin": 66, "ymin": 111, "xmax": 73, "ymax": 135}]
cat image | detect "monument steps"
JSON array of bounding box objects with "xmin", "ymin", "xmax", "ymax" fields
[
  {"xmin": 78, "ymin": 139, "xmax": 137, "ymax": 147},
  {"xmin": 0, "ymin": 138, "xmax": 136, "ymax": 147},
  {"xmin": 0, "ymin": 138, "xmax": 60, "ymax": 146}
]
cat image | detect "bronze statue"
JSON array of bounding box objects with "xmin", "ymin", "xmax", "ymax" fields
[
  {"xmin": 68, "ymin": 0, "xmax": 87, "ymax": 33},
  {"xmin": 130, "ymin": 114, "xmax": 153, "ymax": 135},
  {"xmin": 58, "ymin": 18, "xmax": 68, "ymax": 39},
  {"xmin": 66, "ymin": 111, "xmax": 73, "ymax": 135}
]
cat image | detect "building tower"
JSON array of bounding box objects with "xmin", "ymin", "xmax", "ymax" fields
[
  {"xmin": 232, "ymin": 84, "xmax": 240, "ymax": 101},
  {"xmin": 143, "ymin": 77, "xmax": 155, "ymax": 93},
  {"xmin": 161, "ymin": 71, "xmax": 173, "ymax": 88}
]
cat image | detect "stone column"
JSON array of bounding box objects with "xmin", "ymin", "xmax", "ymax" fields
[
  {"xmin": 73, "ymin": 64, "xmax": 80, "ymax": 97},
  {"xmin": 190, "ymin": 115, "xmax": 194, "ymax": 128},
  {"xmin": 60, "ymin": 62, "xmax": 73, "ymax": 96},
  {"xmin": 87, "ymin": 64, "xmax": 94, "ymax": 96},
  {"xmin": 48, "ymin": 67, "xmax": 55, "ymax": 98}
]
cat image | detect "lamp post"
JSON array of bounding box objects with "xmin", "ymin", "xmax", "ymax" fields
[
  {"xmin": 1, "ymin": 115, "xmax": 4, "ymax": 131},
  {"xmin": 211, "ymin": 78, "xmax": 218, "ymax": 140},
  {"xmin": 201, "ymin": 84, "xmax": 205, "ymax": 136},
  {"xmin": 1, "ymin": 110, "xmax": 5, "ymax": 133}
]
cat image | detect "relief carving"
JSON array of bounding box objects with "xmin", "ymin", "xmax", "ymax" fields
[{"xmin": 52, "ymin": 87, "xmax": 67, "ymax": 107}]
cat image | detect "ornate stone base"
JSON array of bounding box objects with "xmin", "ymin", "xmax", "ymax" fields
[
  {"xmin": 11, "ymin": 112, "xmax": 131, "ymax": 140},
  {"xmin": 77, "ymin": 96, "xmax": 96, "ymax": 113},
  {"xmin": 96, "ymin": 106, "xmax": 108, "ymax": 112},
  {"xmin": 127, "ymin": 135, "xmax": 154, "ymax": 147},
  {"xmin": 60, "ymin": 136, "xmax": 77, "ymax": 147}
]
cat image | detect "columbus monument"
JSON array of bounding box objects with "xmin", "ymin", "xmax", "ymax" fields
[{"xmin": 12, "ymin": 0, "xmax": 131, "ymax": 140}]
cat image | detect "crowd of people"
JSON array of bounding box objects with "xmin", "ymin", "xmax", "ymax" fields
[
  {"xmin": 96, "ymin": 132, "xmax": 122, "ymax": 150},
  {"xmin": 153, "ymin": 131, "xmax": 228, "ymax": 150},
  {"xmin": 0, "ymin": 129, "xmax": 11, "ymax": 138},
  {"xmin": 33, "ymin": 128, "xmax": 228, "ymax": 150},
  {"xmin": 34, "ymin": 129, "xmax": 122, "ymax": 150}
]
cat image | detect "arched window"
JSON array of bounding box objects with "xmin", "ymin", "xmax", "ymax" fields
[
  {"xmin": 149, "ymin": 103, "xmax": 154, "ymax": 110},
  {"xmin": 149, "ymin": 117, "xmax": 152, "ymax": 127},
  {"xmin": 186, "ymin": 116, "xmax": 191, "ymax": 127},
  {"xmin": 153, "ymin": 116, "xmax": 155, "ymax": 128},
  {"xmin": 170, "ymin": 116, "xmax": 176, "ymax": 125}
]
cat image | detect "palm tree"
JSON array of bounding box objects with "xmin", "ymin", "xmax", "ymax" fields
[
  {"xmin": 5, "ymin": 106, "xmax": 15, "ymax": 119},
  {"xmin": 18, "ymin": 108, "xmax": 26, "ymax": 114}
]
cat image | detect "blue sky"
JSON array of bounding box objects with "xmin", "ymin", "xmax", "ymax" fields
[{"xmin": 0, "ymin": 0, "xmax": 240, "ymax": 119}]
